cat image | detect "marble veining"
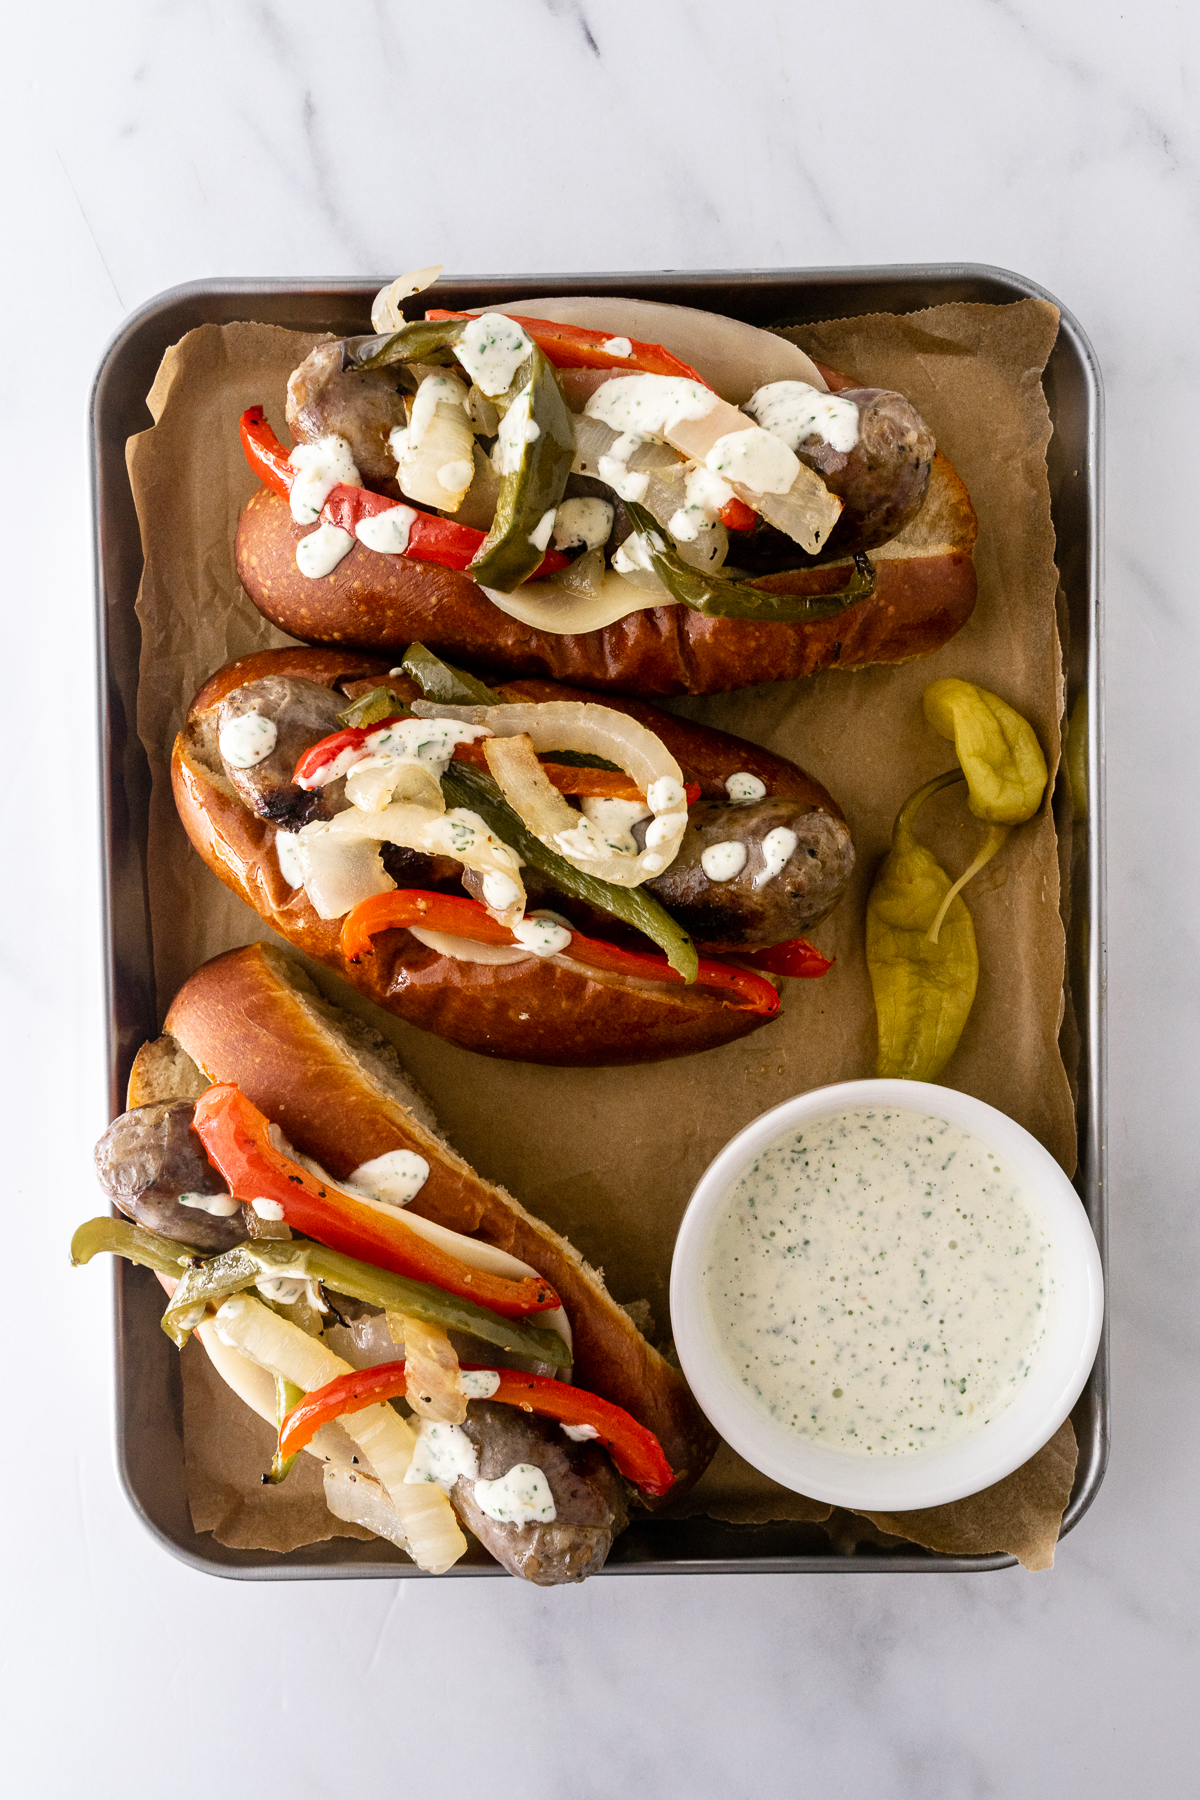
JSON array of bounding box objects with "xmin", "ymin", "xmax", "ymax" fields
[{"xmin": 3, "ymin": 0, "xmax": 1198, "ymax": 1793}]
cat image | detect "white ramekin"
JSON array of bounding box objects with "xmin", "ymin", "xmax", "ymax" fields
[{"xmin": 670, "ymin": 1079, "xmax": 1104, "ymax": 1512}]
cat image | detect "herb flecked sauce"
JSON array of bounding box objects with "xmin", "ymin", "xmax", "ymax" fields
[{"xmin": 701, "ymin": 1108, "xmax": 1052, "ymax": 1456}]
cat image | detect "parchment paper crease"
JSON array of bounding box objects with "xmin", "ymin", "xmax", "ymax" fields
[{"xmin": 127, "ymin": 296, "xmax": 1079, "ymax": 1570}]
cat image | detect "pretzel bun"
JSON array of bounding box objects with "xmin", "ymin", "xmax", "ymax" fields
[
  {"xmin": 234, "ymin": 360, "xmax": 976, "ymax": 699},
  {"xmin": 172, "ymin": 648, "xmax": 847, "ymax": 1066},
  {"xmin": 160, "ymin": 939, "xmax": 719, "ymax": 1496}
]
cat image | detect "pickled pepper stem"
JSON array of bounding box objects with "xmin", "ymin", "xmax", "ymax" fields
[
  {"xmin": 895, "ymin": 767, "xmax": 965, "ymax": 836},
  {"xmin": 927, "ymin": 824, "xmax": 1010, "ymax": 945}
]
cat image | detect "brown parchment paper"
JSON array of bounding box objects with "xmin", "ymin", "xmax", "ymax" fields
[
  {"xmin": 181, "ymin": 1337, "xmax": 373, "ymax": 1551},
  {"xmin": 127, "ymin": 297, "xmax": 1078, "ymax": 1569}
]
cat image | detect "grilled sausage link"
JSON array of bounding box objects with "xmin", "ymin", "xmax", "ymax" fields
[
  {"xmin": 452, "ymin": 1401, "xmax": 630, "ymax": 1585},
  {"xmin": 94, "ymin": 1101, "xmax": 246, "ymax": 1253}
]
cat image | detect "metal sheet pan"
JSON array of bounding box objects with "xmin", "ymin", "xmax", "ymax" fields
[{"xmin": 91, "ymin": 265, "xmax": 1105, "ymax": 1577}]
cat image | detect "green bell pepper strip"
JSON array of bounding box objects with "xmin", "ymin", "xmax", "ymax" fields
[
  {"xmin": 468, "ymin": 347, "xmax": 577, "ymax": 592},
  {"xmin": 71, "ymin": 1216, "xmax": 203, "ymax": 1278},
  {"xmin": 339, "ymin": 318, "xmax": 467, "ymax": 372},
  {"xmin": 73, "ymin": 1219, "xmax": 570, "ymax": 1364},
  {"xmin": 337, "ymin": 686, "xmax": 407, "ymax": 730},
  {"xmin": 623, "ymin": 502, "xmax": 877, "ymax": 623},
  {"xmin": 440, "ymin": 759, "xmax": 699, "ymax": 983},
  {"xmin": 165, "ymin": 1238, "xmax": 569, "ymax": 1361},
  {"xmin": 398, "ymin": 643, "xmax": 502, "ymax": 707},
  {"xmin": 269, "ymin": 1375, "xmax": 305, "ymax": 1484},
  {"xmin": 866, "ymin": 770, "xmax": 979, "ymax": 1082}
]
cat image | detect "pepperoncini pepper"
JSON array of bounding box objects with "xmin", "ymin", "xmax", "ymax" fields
[
  {"xmin": 922, "ymin": 679, "xmax": 1049, "ymax": 823},
  {"xmin": 920, "ymin": 679, "xmax": 1049, "ymax": 943},
  {"xmin": 866, "ymin": 770, "xmax": 979, "ymax": 1081},
  {"xmin": 866, "ymin": 682, "xmax": 1050, "ymax": 1081}
]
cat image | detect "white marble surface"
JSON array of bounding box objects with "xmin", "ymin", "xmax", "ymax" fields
[{"xmin": 3, "ymin": 1, "xmax": 1197, "ymax": 1793}]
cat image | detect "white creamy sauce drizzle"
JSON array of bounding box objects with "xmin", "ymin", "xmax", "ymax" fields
[
  {"xmin": 745, "ymin": 380, "xmax": 861, "ymax": 455},
  {"xmin": 527, "ymin": 507, "xmax": 557, "ymax": 552},
  {"xmin": 668, "ymin": 464, "xmax": 734, "ymax": 542},
  {"xmin": 701, "ymin": 1107, "xmax": 1052, "ymax": 1457},
  {"xmin": 255, "ymin": 1274, "xmax": 327, "ymax": 1310},
  {"xmin": 494, "ymin": 388, "xmax": 539, "ymax": 475},
  {"xmin": 579, "ymin": 795, "xmax": 651, "ymax": 855},
  {"xmin": 288, "ymin": 433, "xmax": 362, "ymax": 524},
  {"xmin": 219, "ymin": 711, "xmax": 277, "ymax": 770},
  {"xmin": 704, "ymin": 426, "xmax": 799, "ymax": 496},
  {"xmin": 701, "ymin": 840, "xmax": 748, "ymax": 882},
  {"xmin": 178, "ymin": 1191, "xmax": 240, "ymax": 1217},
  {"xmin": 355, "ymin": 504, "xmax": 417, "ymax": 555},
  {"xmin": 345, "ymin": 1148, "xmax": 430, "ymax": 1207},
  {"xmin": 275, "ymin": 830, "xmax": 306, "ymax": 888},
  {"xmin": 553, "ymin": 497, "xmax": 613, "ymax": 552},
  {"xmin": 460, "ymin": 1370, "xmax": 501, "ymax": 1400},
  {"xmin": 297, "ymin": 717, "xmax": 487, "ymax": 792},
  {"xmin": 474, "ymin": 1463, "xmax": 557, "ymax": 1525},
  {"xmin": 454, "ymin": 313, "xmax": 534, "ymax": 396},
  {"xmin": 512, "ymin": 916, "xmax": 572, "ymax": 957},
  {"xmin": 550, "ymin": 771, "xmax": 680, "ymax": 879},
  {"xmin": 251, "ymin": 1198, "xmax": 286, "ymax": 1222},
  {"xmin": 392, "ymin": 373, "xmax": 469, "ymax": 468},
  {"xmin": 601, "ymin": 337, "xmax": 633, "ymax": 358},
  {"xmin": 585, "ymin": 375, "xmax": 717, "ymax": 438},
  {"xmin": 560, "ymin": 1422, "xmax": 600, "ymax": 1443},
  {"xmin": 404, "ymin": 1421, "xmax": 479, "ymax": 1491},
  {"xmin": 611, "ymin": 531, "xmax": 657, "ymax": 577},
  {"xmin": 438, "ymin": 458, "xmax": 475, "ymax": 494},
  {"xmin": 725, "ymin": 771, "xmax": 766, "ymax": 802},
  {"xmin": 756, "ymin": 825, "xmax": 797, "ymax": 885},
  {"xmin": 482, "ymin": 871, "xmax": 524, "ymax": 913},
  {"xmin": 296, "ymin": 521, "xmax": 356, "ymax": 578},
  {"xmin": 598, "ymin": 437, "xmax": 650, "ymax": 505}
]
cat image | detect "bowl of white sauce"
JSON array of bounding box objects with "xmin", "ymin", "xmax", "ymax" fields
[{"xmin": 670, "ymin": 1080, "xmax": 1103, "ymax": 1511}]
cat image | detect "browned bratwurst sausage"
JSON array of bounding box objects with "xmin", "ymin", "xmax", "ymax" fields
[
  {"xmin": 94, "ymin": 1099, "xmax": 248, "ymax": 1253},
  {"xmin": 732, "ymin": 379, "xmax": 938, "ymax": 574},
  {"xmin": 172, "ymin": 650, "xmax": 852, "ymax": 1066},
  {"xmin": 287, "ymin": 340, "xmax": 410, "ymax": 485}
]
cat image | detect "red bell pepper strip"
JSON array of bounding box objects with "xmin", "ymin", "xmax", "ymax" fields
[
  {"xmin": 278, "ymin": 1361, "xmax": 676, "ymax": 1496},
  {"xmin": 321, "ymin": 482, "xmax": 569, "ymax": 579},
  {"xmin": 191, "ymin": 1084, "xmax": 561, "ymax": 1318},
  {"xmin": 719, "ymin": 495, "xmax": 759, "ymax": 533},
  {"xmin": 238, "ymin": 410, "xmax": 569, "ymax": 579},
  {"xmin": 736, "ymin": 937, "xmax": 834, "ymax": 979},
  {"xmin": 292, "ymin": 716, "xmax": 409, "ymax": 788},
  {"xmin": 426, "ymin": 309, "xmax": 707, "ymax": 386},
  {"xmin": 340, "ymin": 891, "xmax": 780, "ymax": 1017},
  {"xmin": 241, "ymin": 405, "xmax": 294, "ymax": 502}
]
